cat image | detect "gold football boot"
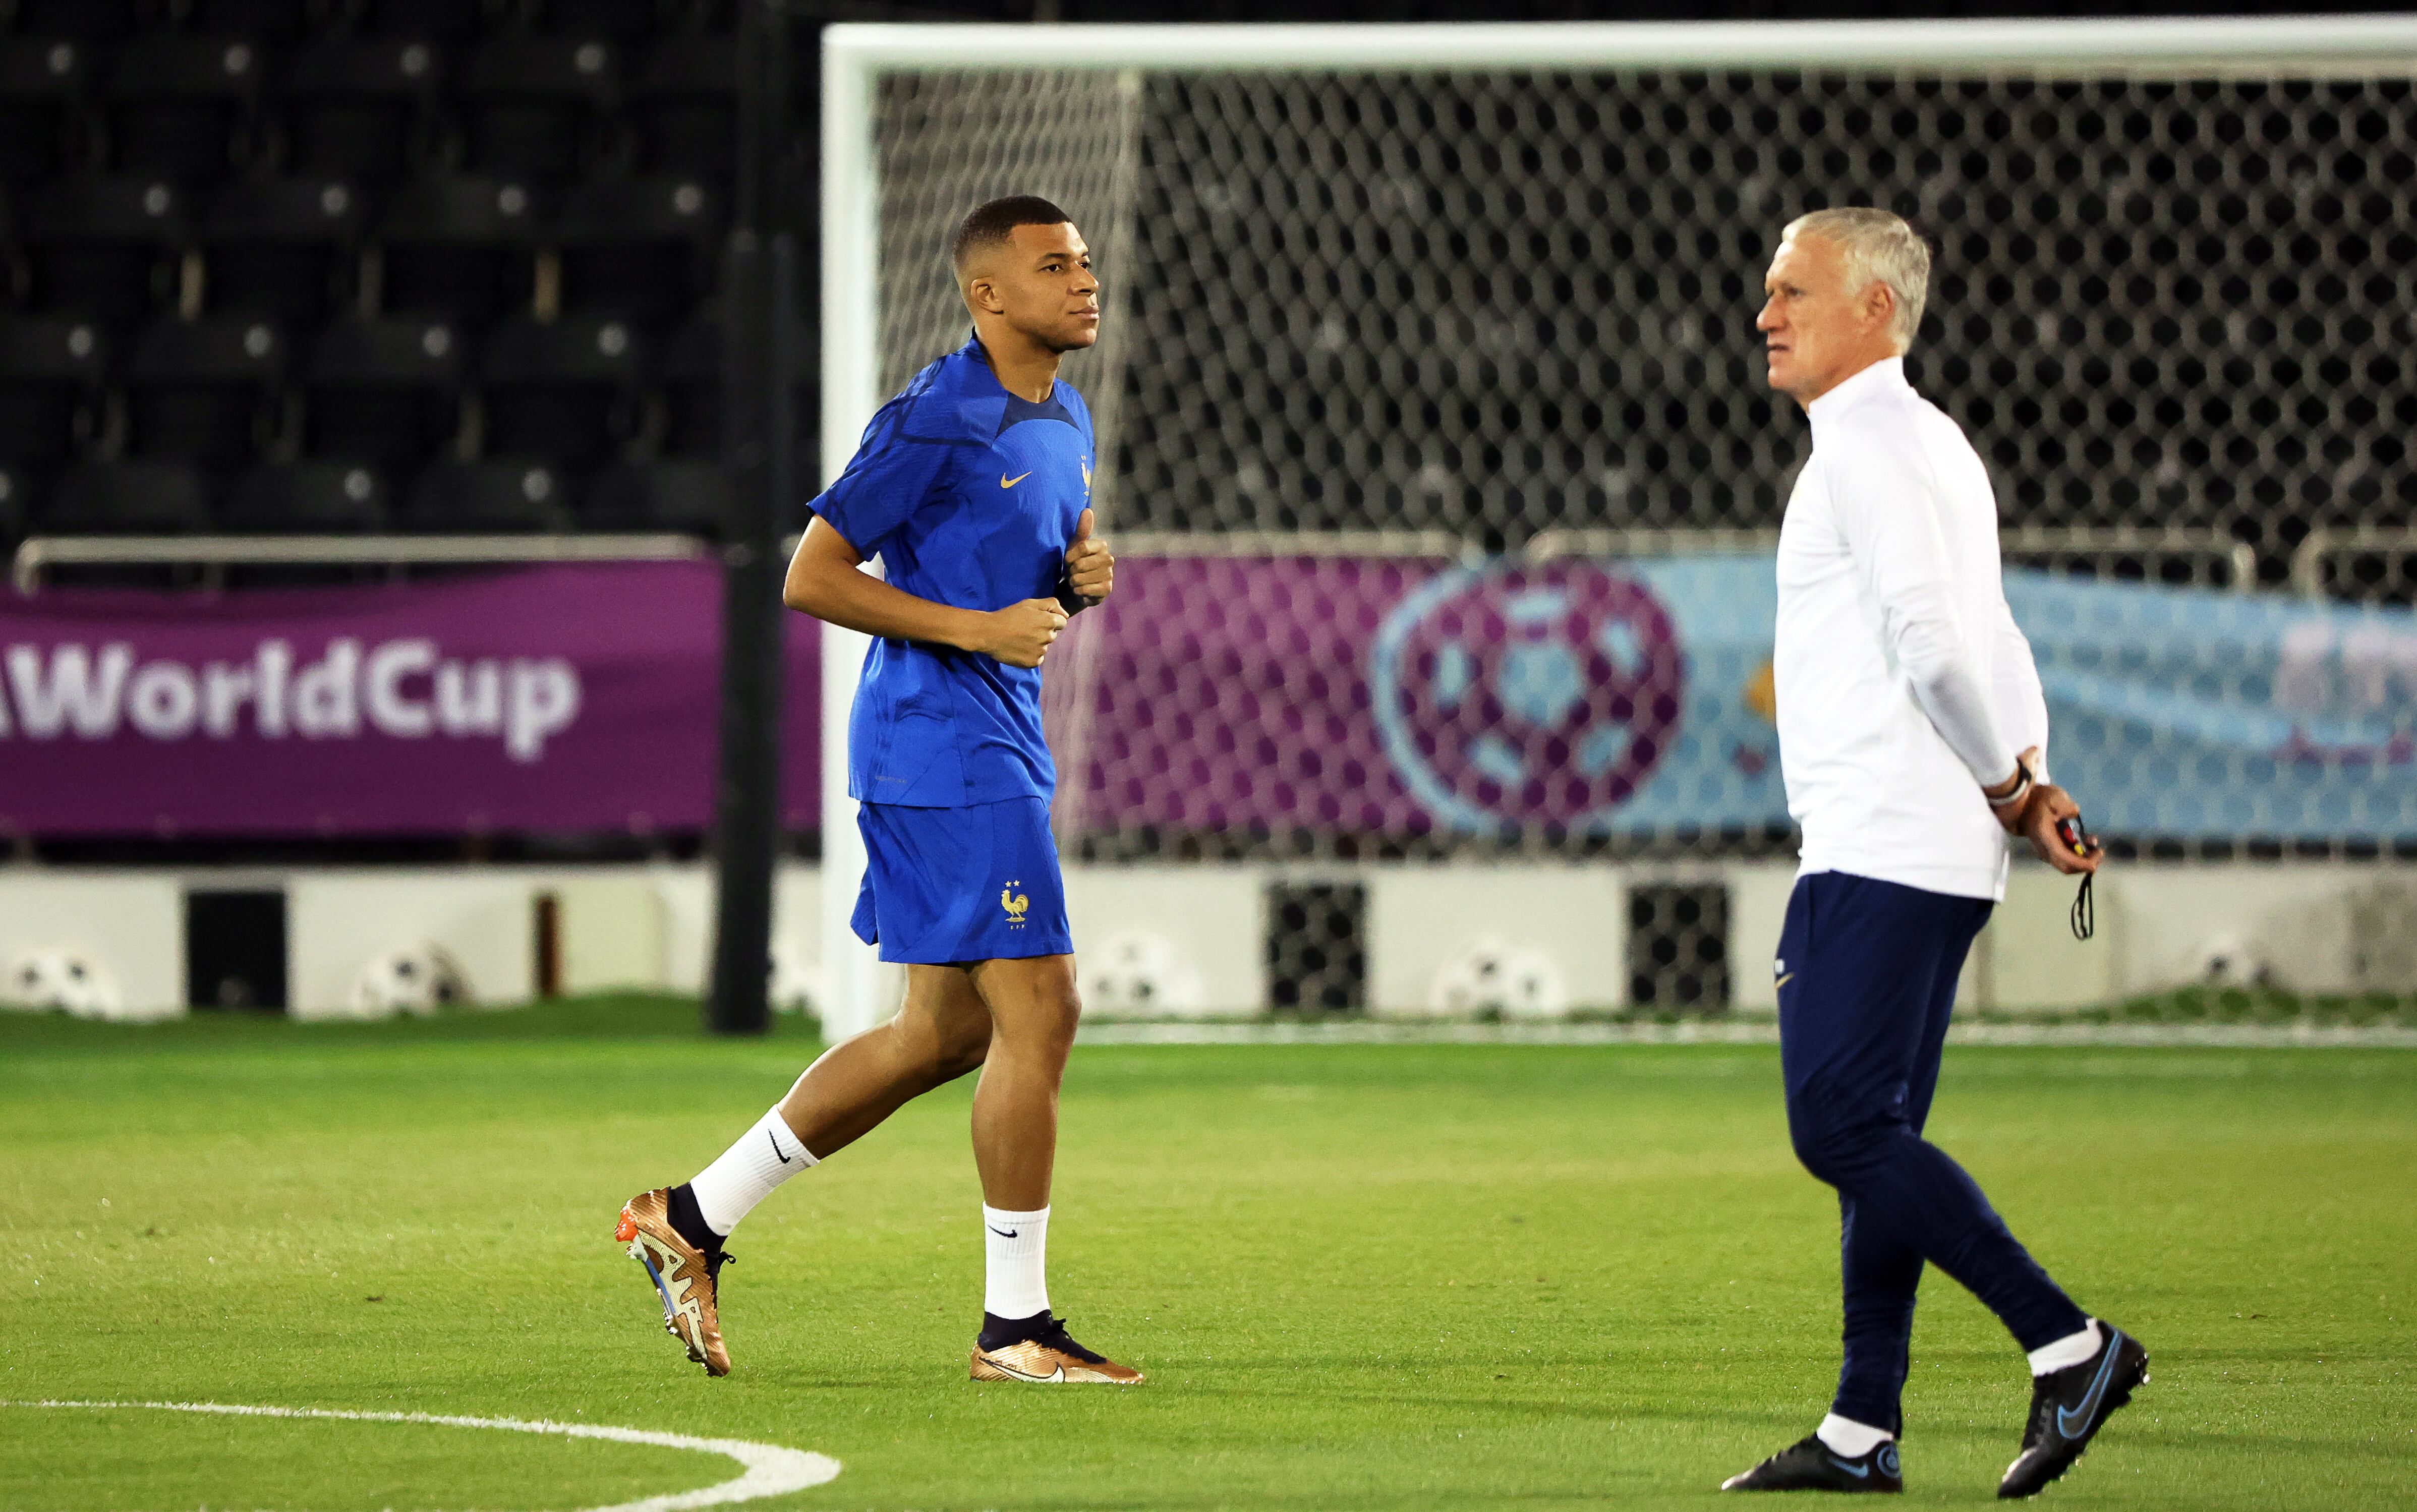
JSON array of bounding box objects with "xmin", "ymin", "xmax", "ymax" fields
[
  {"xmin": 969, "ymin": 1315, "xmax": 1143, "ymax": 1384},
  {"xmin": 614, "ymin": 1188, "xmax": 733, "ymax": 1376}
]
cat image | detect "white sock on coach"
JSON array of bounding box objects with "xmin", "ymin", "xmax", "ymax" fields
[
  {"xmin": 2027, "ymin": 1318, "xmax": 2103, "ymax": 1376},
  {"xmin": 688, "ymin": 1106, "xmax": 818, "ymax": 1237},
  {"xmin": 1816, "ymin": 1414, "xmax": 1894, "ymax": 1457},
  {"xmin": 982, "ymin": 1204, "xmax": 1050, "ymax": 1320}
]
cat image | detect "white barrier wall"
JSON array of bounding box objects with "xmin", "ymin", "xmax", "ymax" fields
[{"xmin": 0, "ymin": 857, "xmax": 2403, "ymax": 1022}]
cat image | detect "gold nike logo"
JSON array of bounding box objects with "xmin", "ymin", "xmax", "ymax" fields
[
  {"xmin": 1774, "ymin": 973, "xmax": 1795, "ymax": 990},
  {"xmin": 1000, "ymin": 472, "xmax": 1031, "ymax": 488}
]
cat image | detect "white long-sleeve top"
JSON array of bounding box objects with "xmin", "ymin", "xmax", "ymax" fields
[{"xmin": 1772, "ymin": 357, "xmax": 2049, "ymax": 902}]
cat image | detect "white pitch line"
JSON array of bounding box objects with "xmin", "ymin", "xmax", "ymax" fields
[{"xmin": 4, "ymin": 1400, "xmax": 841, "ymax": 1512}]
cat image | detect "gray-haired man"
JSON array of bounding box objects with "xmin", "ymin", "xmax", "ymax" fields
[{"xmin": 1720, "ymin": 209, "xmax": 2145, "ymax": 1500}]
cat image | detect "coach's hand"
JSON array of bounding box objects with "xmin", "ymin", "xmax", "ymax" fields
[
  {"xmin": 972, "ymin": 598, "xmax": 1069, "ymax": 668},
  {"xmin": 1066, "ymin": 509, "xmax": 1114, "ymax": 602},
  {"xmin": 2018, "ymin": 781, "xmax": 2102, "ymax": 876}
]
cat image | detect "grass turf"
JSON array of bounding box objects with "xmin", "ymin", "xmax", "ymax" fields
[{"xmin": 2, "ymin": 996, "xmax": 2411, "ymax": 1510}]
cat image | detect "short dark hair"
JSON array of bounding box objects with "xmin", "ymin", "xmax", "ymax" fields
[{"xmin": 951, "ymin": 195, "xmax": 1073, "ymax": 271}]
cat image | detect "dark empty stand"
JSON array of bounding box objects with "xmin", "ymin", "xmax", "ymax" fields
[
  {"xmin": 354, "ymin": 0, "xmax": 496, "ymax": 44},
  {"xmin": 584, "ymin": 458, "xmax": 727, "ymax": 536},
  {"xmin": 554, "ymin": 177, "xmax": 720, "ymax": 327},
  {"xmin": 530, "ymin": 0, "xmax": 668, "ymax": 43},
  {"xmin": 0, "ymin": 315, "xmax": 108, "ymax": 478},
  {"xmin": 9, "ymin": 0, "xmax": 144, "ymax": 42},
  {"xmin": 375, "ymin": 174, "xmax": 538, "ymax": 329},
  {"xmin": 103, "ymin": 33, "xmax": 266, "ymax": 188},
  {"xmin": 454, "ymin": 34, "xmax": 616, "ymax": 185},
  {"xmin": 41, "ymin": 459, "xmax": 215, "ymax": 534},
  {"xmin": 0, "ymin": 464, "xmax": 28, "ymax": 543},
  {"xmin": 625, "ymin": 32, "xmax": 735, "ymax": 184},
  {"xmin": 198, "ymin": 177, "xmax": 367, "ymax": 326},
  {"xmin": 479, "ymin": 313, "xmax": 645, "ymax": 473},
  {"xmin": 0, "ymin": 37, "xmax": 93, "ymax": 188},
  {"xmin": 302, "ymin": 313, "xmax": 464, "ymax": 471},
  {"xmin": 401, "ymin": 458, "xmax": 574, "ymax": 532},
  {"xmin": 11, "ymin": 177, "xmax": 188, "ymax": 336},
  {"xmin": 276, "ymin": 35, "xmax": 444, "ymax": 187},
  {"xmin": 659, "ymin": 308, "xmax": 718, "ymax": 456},
  {"xmin": 223, "ymin": 460, "xmax": 393, "ymax": 533},
  {"xmin": 123, "ymin": 316, "xmax": 287, "ymax": 471},
  {"xmin": 186, "ymin": 0, "xmax": 317, "ymax": 43}
]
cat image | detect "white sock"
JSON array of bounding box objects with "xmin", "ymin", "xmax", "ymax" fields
[
  {"xmin": 687, "ymin": 1107, "xmax": 817, "ymax": 1237},
  {"xmin": 2027, "ymin": 1318, "xmax": 2103, "ymax": 1377},
  {"xmin": 1816, "ymin": 1414, "xmax": 1894, "ymax": 1457},
  {"xmin": 982, "ymin": 1204, "xmax": 1050, "ymax": 1320}
]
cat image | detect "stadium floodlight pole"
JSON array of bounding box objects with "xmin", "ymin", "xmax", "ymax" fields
[
  {"xmin": 812, "ymin": 13, "xmax": 2417, "ymax": 1038},
  {"xmin": 705, "ymin": 0, "xmax": 796, "ymax": 1037}
]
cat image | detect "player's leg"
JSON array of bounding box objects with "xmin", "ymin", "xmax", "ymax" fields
[
  {"xmin": 614, "ymin": 965, "xmax": 992, "ymax": 1376},
  {"xmin": 954, "ymin": 948, "xmax": 1138, "ymax": 1383}
]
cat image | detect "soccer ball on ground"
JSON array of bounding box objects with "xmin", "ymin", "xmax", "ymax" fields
[
  {"xmin": 1084, "ymin": 930, "xmax": 1204, "ymax": 1017},
  {"xmin": 4, "ymin": 949, "xmax": 122, "ymax": 1019},
  {"xmin": 2195, "ymin": 934, "xmax": 2272, "ymax": 990},
  {"xmin": 1427, "ymin": 937, "xmax": 1571, "ymax": 1020},
  {"xmin": 350, "ymin": 944, "xmax": 471, "ymax": 1019}
]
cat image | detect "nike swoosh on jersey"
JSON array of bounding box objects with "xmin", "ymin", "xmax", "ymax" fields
[
  {"xmin": 1000, "ymin": 472, "xmax": 1032, "ymax": 488},
  {"xmin": 2056, "ymin": 1331, "xmax": 2124, "ymax": 1437}
]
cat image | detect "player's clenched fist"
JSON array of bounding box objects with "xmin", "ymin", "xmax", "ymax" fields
[
  {"xmin": 1066, "ymin": 507, "xmax": 1114, "ymax": 603},
  {"xmin": 975, "ymin": 598, "xmax": 1068, "ymax": 668}
]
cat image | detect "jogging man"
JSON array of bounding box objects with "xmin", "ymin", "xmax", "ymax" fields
[{"xmin": 616, "ymin": 195, "xmax": 1138, "ymax": 1386}]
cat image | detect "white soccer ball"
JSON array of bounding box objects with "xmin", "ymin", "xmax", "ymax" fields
[
  {"xmin": 349, "ymin": 944, "xmax": 470, "ymax": 1019},
  {"xmin": 1084, "ymin": 929, "xmax": 1203, "ymax": 1017},
  {"xmin": 1428, "ymin": 937, "xmax": 1570, "ymax": 1020},
  {"xmin": 2195, "ymin": 934, "xmax": 2271, "ymax": 990},
  {"xmin": 4, "ymin": 949, "xmax": 121, "ymax": 1019}
]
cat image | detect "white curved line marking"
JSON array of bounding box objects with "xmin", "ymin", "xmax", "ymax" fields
[{"xmin": 5, "ymin": 1399, "xmax": 841, "ymax": 1511}]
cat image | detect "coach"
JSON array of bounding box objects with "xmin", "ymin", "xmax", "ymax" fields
[{"xmin": 1719, "ymin": 209, "xmax": 2147, "ymax": 1500}]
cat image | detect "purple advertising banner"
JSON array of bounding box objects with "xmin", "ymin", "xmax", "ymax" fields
[{"xmin": 0, "ymin": 562, "xmax": 821, "ymax": 838}]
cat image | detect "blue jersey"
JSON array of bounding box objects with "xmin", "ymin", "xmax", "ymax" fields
[{"xmin": 808, "ymin": 332, "xmax": 1094, "ymax": 808}]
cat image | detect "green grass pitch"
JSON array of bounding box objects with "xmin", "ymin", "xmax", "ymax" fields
[{"xmin": 3, "ymin": 996, "xmax": 2411, "ymax": 1510}]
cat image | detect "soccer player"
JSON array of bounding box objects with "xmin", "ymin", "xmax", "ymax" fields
[
  {"xmin": 1719, "ymin": 209, "xmax": 2144, "ymax": 1498},
  {"xmin": 615, "ymin": 195, "xmax": 1139, "ymax": 1386}
]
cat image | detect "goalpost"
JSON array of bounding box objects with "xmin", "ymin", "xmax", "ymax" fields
[{"xmin": 817, "ymin": 17, "xmax": 2417, "ymax": 1039}]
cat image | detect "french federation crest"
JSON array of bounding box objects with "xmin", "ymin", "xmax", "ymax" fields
[{"xmin": 1370, "ymin": 561, "xmax": 1686, "ymax": 831}]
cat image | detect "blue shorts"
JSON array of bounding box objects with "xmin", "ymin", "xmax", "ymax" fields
[{"xmin": 850, "ymin": 795, "xmax": 1073, "ymax": 965}]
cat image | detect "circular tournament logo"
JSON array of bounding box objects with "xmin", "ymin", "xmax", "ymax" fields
[{"xmin": 1371, "ymin": 561, "xmax": 1686, "ymax": 831}]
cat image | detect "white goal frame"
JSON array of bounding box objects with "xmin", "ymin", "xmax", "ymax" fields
[{"xmin": 815, "ymin": 15, "xmax": 2417, "ymax": 1039}]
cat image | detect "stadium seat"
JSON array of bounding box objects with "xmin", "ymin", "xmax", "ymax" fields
[
  {"xmin": 0, "ymin": 464, "xmax": 28, "ymax": 543},
  {"xmin": 11, "ymin": 177, "xmax": 188, "ymax": 336},
  {"xmin": 0, "ymin": 37, "xmax": 94, "ymax": 188},
  {"xmin": 454, "ymin": 35, "xmax": 616, "ymax": 184},
  {"xmin": 478, "ymin": 313, "xmax": 644, "ymax": 472},
  {"xmin": 102, "ymin": 33, "xmax": 265, "ymax": 187},
  {"xmin": 39, "ymin": 458, "xmax": 214, "ymax": 534},
  {"xmin": 582, "ymin": 458, "xmax": 726, "ymax": 536},
  {"xmin": 659, "ymin": 307, "xmax": 718, "ymax": 456},
  {"xmin": 374, "ymin": 174, "xmax": 537, "ymax": 328},
  {"xmin": 625, "ymin": 33, "xmax": 734, "ymax": 184},
  {"xmin": 354, "ymin": 0, "xmax": 493, "ymax": 43},
  {"xmin": 0, "ymin": 316, "xmax": 108, "ymax": 477},
  {"xmin": 185, "ymin": 0, "xmax": 316, "ymax": 43},
  {"xmin": 197, "ymin": 177, "xmax": 367, "ymax": 327},
  {"xmin": 399, "ymin": 458, "xmax": 574, "ymax": 532},
  {"xmin": 8, "ymin": 0, "xmax": 143, "ymax": 42},
  {"xmin": 122, "ymin": 315, "xmax": 287, "ymax": 471},
  {"xmin": 301, "ymin": 314, "xmax": 464, "ymax": 472},
  {"xmin": 275, "ymin": 36, "xmax": 443, "ymax": 187},
  {"xmin": 222, "ymin": 459, "xmax": 392, "ymax": 533},
  {"xmin": 553, "ymin": 177, "xmax": 720, "ymax": 327}
]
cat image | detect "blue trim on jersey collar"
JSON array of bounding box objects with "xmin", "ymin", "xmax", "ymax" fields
[{"xmin": 956, "ymin": 330, "xmax": 1080, "ymax": 435}]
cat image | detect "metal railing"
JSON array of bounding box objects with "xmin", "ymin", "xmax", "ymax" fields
[
  {"xmin": 10, "ymin": 533, "xmax": 709, "ymax": 595},
  {"xmin": 2290, "ymin": 527, "xmax": 2417, "ymax": 602}
]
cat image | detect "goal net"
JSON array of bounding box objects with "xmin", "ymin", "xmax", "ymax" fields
[{"xmin": 818, "ymin": 22, "xmax": 2417, "ymax": 1030}]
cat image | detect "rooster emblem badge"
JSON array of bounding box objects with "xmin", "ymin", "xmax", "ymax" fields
[{"xmin": 1001, "ymin": 882, "xmax": 1030, "ymax": 924}]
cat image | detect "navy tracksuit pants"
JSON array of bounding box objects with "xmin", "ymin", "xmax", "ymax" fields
[{"xmin": 1775, "ymin": 871, "xmax": 2089, "ymax": 1431}]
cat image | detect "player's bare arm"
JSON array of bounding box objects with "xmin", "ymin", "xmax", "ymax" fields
[{"xmin": 784, "ymin": 517, "xmax": 1069, "ymax": 669}]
